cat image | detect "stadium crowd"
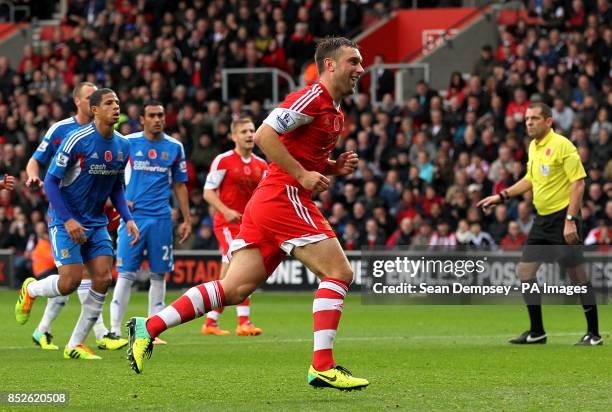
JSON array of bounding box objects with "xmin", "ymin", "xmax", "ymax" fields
[{"xmin": 0, "ymin": 0, "xmax": 610, "ymax": 277}]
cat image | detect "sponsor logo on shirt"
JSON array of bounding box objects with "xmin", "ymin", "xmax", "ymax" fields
[
  {"xmin": 91, "ymin": 152, "xmax": 99, "ymax": 159},
  {"xmin": 88, "ymin": 164, "xmax": 122, "ymax": 175},
  {"xmin": 136, "ymin": 150, "xmax": 144, "ymax": 157},
  {"xmin": 132, "ymin": 160, "xmax": 168, "ymax": 173},
  {"xmin": 56, "ymin": 153, "xmax": 69, "ymax": 167}
]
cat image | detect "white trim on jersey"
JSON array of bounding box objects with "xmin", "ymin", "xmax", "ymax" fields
[
  {"xmin": 60, "ymin": 161, "xmax": 82, "ymax": 187},
  {"xmin": 285, "ymin": 185, "xmax": 317, "ymax": 228},
  {"xmin": 43, "ymin": 117, "xmax": 75, "ymax": 139},
  {"xmin": 64, "ymin": 125, "xmax": 94, "ymax": 153},
  {"xmin": 204, "ymin": 150, "xmax": 234, "ymax": 189},
  {"xmin": 124, "ymin": 132, "xmax": 143, "ymax": 139},
  {"xmin": 163, "ymin": 134, "xmax": 186, "ymax": 158},
  {"xmin": 289, "ymin": 84, "xmax": 322, "ymax": 113},
  {"xmin": 263, "ymin": 108, "xmax": 313, "ymax": 135},
  {"xmin": 280, "ymin": 233, "xmax": 329, "ymax": 255}
]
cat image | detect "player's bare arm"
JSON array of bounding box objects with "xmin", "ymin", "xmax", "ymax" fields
[
  {"xmin": 204, "ymin": 188, "xmax": 242, "ymax": 223},
  {"xmin": 25, "ymin": 158, "xmax": 43, "ymax": 188},
  {"xmin": 564, "ymin": 178, "xmax": 584, "ymax": 245},
  {"xmin": 255, "ymin": 123, "xmax": 329, "ymax": 192},
  {"xmin": 174, "ymin": 182, "xmax": 192, "ymax": 243},
  {"xmin": 477, "ymin": 178, "xmax": 533, "ymax": 211},
  {"xmin": 125, "ymin": 220, "xmax": 140, "ymax": 246}
]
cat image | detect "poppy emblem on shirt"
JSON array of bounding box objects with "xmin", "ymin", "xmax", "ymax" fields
[
  {"xmin": 148, "ymin": 149, "xmax": 157, "ymax": 159},
  {"xmin": 162, "ymin": 151, "xmax": 169, "ymax": 160},
  {"xmin": 333, "ymin": 116, "xmax": 341, "ymax": 131},
  {"xmin": 104, "ymin": 151, "xmax": 113, "ymax": 162},
  {"xmin": 243, "ymin": 165, "xmax": 251, "ymax": 175},
  {"xmin": 545, "ymin": 148, "xmax": 551, "ymax": 156}
]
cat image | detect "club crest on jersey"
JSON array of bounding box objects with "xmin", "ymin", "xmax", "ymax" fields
[
  {"xmin": 162, "ymin": 151, "xmax": 169, "ymax": 160},
  {"xmin": 148, "ymin": 149, "xmax": 157, "ymax": 159},
  {"xmin": 333, "ymin": 116, "xmax": 341, "ymax": 132},
  {"xmin": 61, "ymin": 249, "xmax": 70, "ymax": 258},
  {"xmin": 243, "ymin": 165, "xmax": 251, "ymax": 175},
  {"xmin": 117, "ymin": 151, "xmax": 124, "ymax": 161}
]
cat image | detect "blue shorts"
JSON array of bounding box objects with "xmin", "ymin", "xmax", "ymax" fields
[
  {"xmin": 116, "ymin": 217, "xmax": 173, "ymax": 273},
  {"xmin": 49, "ymin": 225, "xmax": 114, "ymax": 267}
]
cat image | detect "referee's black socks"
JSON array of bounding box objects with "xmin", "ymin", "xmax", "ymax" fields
[
  {"xmin": 521, "ymin": 279, "xmax": 544, "ymax": 335},
  {"xmin": 579, "ymin": 282, "xmax": 599, "ymax": 336}
]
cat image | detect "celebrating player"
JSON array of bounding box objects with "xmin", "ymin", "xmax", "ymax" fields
[
  {"xmin": 109, "ymin": 101, "xmax": 190, "ymax": 344},
  {"xmin": 126, "ymin": 37, "xmax": 369, "ymax": 390},
  {"xmin": 201, "ymin": 117, "xmax": 268, "ymax": 336},
  {"xmin": 24, "ymin": 82, "xmax": 126, "ymax": 352},
  {"xmin": 15, "ymin": 88, "xmax": 139, "ymax": 360}
]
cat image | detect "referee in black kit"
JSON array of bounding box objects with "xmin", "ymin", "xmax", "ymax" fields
[{"xmin": 478, "ymin": 102, "xmax": 601, "ymax": 346}]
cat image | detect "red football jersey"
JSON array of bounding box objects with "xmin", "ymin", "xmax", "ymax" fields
[
  {"xmin": 262, "ymin": 82, "xmax": 344, "ymax": 190},
  {"xmin": 205, "ymin": 149, "xmax": 268, "ymax": 227}
]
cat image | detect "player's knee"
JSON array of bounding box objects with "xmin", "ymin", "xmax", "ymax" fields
[
  {"xmin": 326, "ymin": 266, "xmax": 354, "ymax": 285},
  {"xmin": 219, "ymin": 279, "xmax": 253, "ymax": 305},
  {"xmin": 92, "ymin": 271, "xmax": 113, "ymax": 292},
  {"xmin": 58, "ymin": 276, "xmax": 81, "ymax": 295}
]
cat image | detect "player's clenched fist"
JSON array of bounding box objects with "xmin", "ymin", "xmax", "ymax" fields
[
  {"xmin": 0, "ymin": 174, "xmax": 15, "ymax": 191},
  {"xmin": 126, "ymin": 220, "xmax": 139, "ymax": 246},
  {"xmin": 64, "ymin": 218, "xmax": 87, "ymax": 244},
  {"xmin": 299, "ymin": 171, "xmax": 330, "ymax": 193},
  {"xmin": 334, "ymin": 151, "xmax": 358, "ymax": 176}
]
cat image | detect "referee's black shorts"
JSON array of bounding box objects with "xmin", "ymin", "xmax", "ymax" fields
[{"xmin": 521, "ymin": 207, "xmax": 584, "ymax": 268}]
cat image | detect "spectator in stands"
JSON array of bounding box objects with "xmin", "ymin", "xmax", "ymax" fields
[
  {"xmin": 472, "ymin": 45, "xmax": 495, "ymax": 79},
  {"xmin": 467, "ymin": 221, "xmax": 496, "ymax": 250},
  {"xmin": 500, "ymin": 221, "xmax": 527, "ymax": 251}
]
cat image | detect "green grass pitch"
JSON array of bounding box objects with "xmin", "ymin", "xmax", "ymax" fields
[{"xmin": 1, "ymin": 289, "xmax": 610, "ymax": 411}]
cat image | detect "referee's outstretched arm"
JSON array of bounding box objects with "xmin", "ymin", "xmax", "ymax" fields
[{"xmin": 477, "ymin": 178, "xmax": 532, "ymax": 212}]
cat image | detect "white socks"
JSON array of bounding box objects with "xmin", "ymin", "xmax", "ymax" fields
[
  {"xmin": 148, "ymin": 273, "xmax": 166, "ymax": 317},
  {"xmin": 110, "ymin": 272, "xmax": 136, "ymax": 336},
  {"xmin": 27, "ymin": 275, "xmax": 61, "ymax": 298},
  {"xmin": 77, "ymin": 279, "xmax": 108, "ymax": 341},
  {"xmin": 67, "ymin": 288, "xmax": 106, "ymax": 348},
  {"xmin": 36, "ymin": 295, "xmax": 69, "ymax": 334}
]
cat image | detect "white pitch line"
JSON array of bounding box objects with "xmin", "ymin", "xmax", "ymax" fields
[{"xmin": 1, "ymin": 332, "xmax": 607, "ymax": 350}]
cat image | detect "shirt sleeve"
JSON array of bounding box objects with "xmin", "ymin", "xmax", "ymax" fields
[
  {"xmin": 204, "ymin": 155, "xmax": 227, "ymax": 190},
  {"xmin": 47, "ymin": 135, "xmax": 78, "ymax": 180},
  {"xmin": 561, "ymin": 139, "xmax": 586, "ymax": 182},
  {"xmin": 171, "ymin": 142, "xmax": 189, "ymax": 184},
  {"xmin": 262, "ymin": 87, "xmax": 320, "ymax": 134},
  {"xmin": 32, "ymin": 128, "xmax": 59, "ymax": 165}
]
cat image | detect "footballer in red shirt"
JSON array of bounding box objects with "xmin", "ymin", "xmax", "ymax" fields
[
  {"xmin": 127, "ymin": 37, "xmax": 369, "ymax": 390},
  {"xmin": 202, "ymin": 117, "xmax": 268, "ymax": 336}
]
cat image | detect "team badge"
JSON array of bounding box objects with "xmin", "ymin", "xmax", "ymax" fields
[
  {"xmin": 117, "ymin": 258, "xmax": 122, "ymax": 266},
  {"xmin": 162, "ymin": 151, "xmax": 169, "ymax": 160},
  {"xmin": 243, "ymin": 165, "xmax": 251, "ymax": 175},
  {"xmin": 324, "ymin": 117, "xmax": 331, "ymax": 126},
  {"xmin": 333, "ymin": 116, "xmax": 341, "ymax": 131},
  {"xmin": 148, "ymin": 149, "xmax": 157, "ymax": 159},
  {"xmin": 117, "ymin": 151, "xmax": 124, "ymax": 161},
  {"xmin": 61, "ymin": 249, "xmax": 70, "ymax": 258},
  {"xmin": 104, "ymin": 151, "xmax": 113, "ymax": 162},
  {"xmin": 540, "ymin": 164, "xmax": 550, "ymax": 176}
]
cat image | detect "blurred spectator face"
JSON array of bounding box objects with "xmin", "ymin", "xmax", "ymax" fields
[
  {"xmin": 470, "ymin": 222, "xmax": 481, "ymax": 235},
  {"xmin": 353, "ymin": 202, "xmax": 365, "ymax": 219},
  {"xmin": 409, "ymin": 166, "xmax": 419, "ymax": 179},
  {"xmin": 366, "ymin": 219, "xmax": 378, "ymax": 234},
  {"xmin": 345, "ymin": 223, "xmax": 357, "ymax": 237},
  {"xmin": 467, "ymin": 207, "xmax": 481, "ymax": 222},
  {"xmin": 518, "ymin": 202, "xmax": 531, "ymax": 219},
  {"xmin": 332, "ymin": 203, "xmax": 346, "ymax": 220},
  {"xmin": 508, "ymin": 222, "xmax": 520, "ymax": 237},
  {"xmin": 457, "ymin": 219, "xmax": 469, "ymax": 233},
  {"xmin": 400, "ymin": 217, "xmax": 413, "ymax": 233},
  {"xmin": 35, "ymin": 222, "xmax": 47, "ymax": 238},
  {"xmin": 417, "ymin": 151, "xmax": 428, "ymax": 165},
  {"xmin": 364, "ymin": 181, "xmax": 378, "ymax": 197},
  {"xmin": 495, "ymin": 205, "xmax": 507, "ymax": 222},
  {"xmin": 589, "ymin": 183, "xmax": 602, "ymax": 201}
]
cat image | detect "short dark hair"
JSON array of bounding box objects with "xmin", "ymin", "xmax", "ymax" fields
[
  {"xmin": 73, "ymin": 82, "xmax": 96, "ymax": 99},
  {"xmin": 141, "ymin": 100, "xmax": 164, "ymax": 116},
  {"xmin": 89, "ymin": 88, "xmax": 116, "ymax": 108},
  {"xmin": 528, "ymin": 102, "xmax": 553, "ymax": 119},
  {"xmin": 314, "ymin": 36, "xmax": 358, "ymax": 74}
]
